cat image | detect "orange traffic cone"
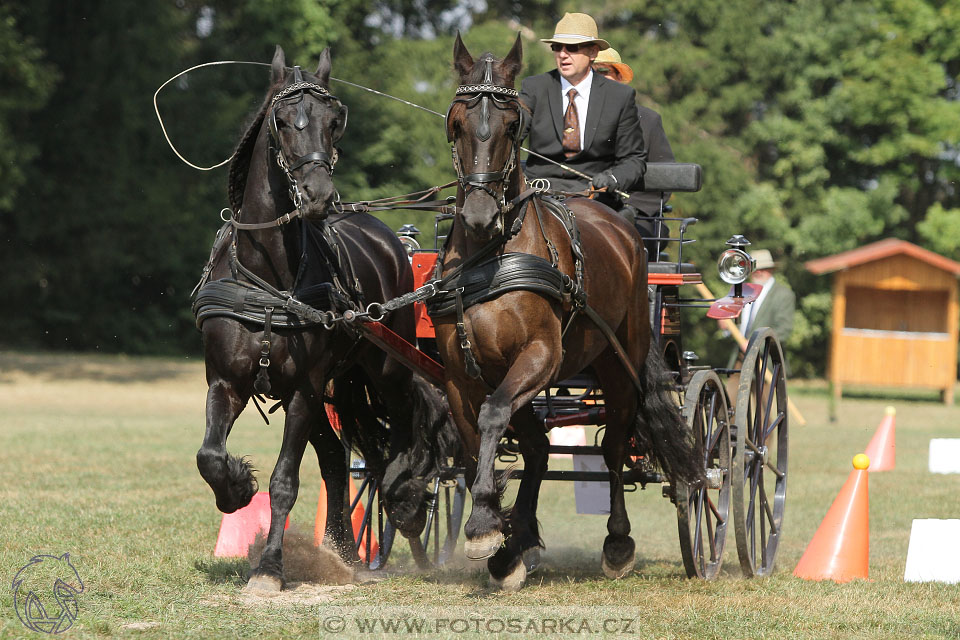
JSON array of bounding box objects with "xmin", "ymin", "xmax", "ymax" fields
[
  {"xmin": 314, "ymin": 478, "xmax": 378, "ymax": 561},
  {"xmin": 794, "ymin": 454, "xmax": 870, "ymax": 582},
  {"xmin": 864, "ymin": 406, "xmax": 895, "ymax": 471},
  {"xmin": 214, "ymin": 491, "xmax": 289, "ymax": 558}
]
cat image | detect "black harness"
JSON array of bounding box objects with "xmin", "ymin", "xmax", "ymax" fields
[
  {"xmin": 191, "ymin": 71, "xmax": 360, "ymax": 397},
  {"xmin": 427, "ymin": 190, "xmax": 586, "ymax": 380},
  {"xmin": 445, "ymin": 54, "xmax": 528, "ymax": 213}
]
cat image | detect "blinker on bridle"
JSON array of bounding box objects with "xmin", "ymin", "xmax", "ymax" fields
[
  {"xmin": 447, "ymin": 54, "xmax": 525, "ymax": 216},
  {"xmin": 268, "ymin": 66, "xmax": 345, "ymax": 214}
]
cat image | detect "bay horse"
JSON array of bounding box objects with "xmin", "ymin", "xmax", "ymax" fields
[
  {"xmin": 192, "ymin": 46, "xmax": 451, "ymax": 591},
  {"xmin": 430, "ymin": 35, "xmax": 701, "ymax": 590}
]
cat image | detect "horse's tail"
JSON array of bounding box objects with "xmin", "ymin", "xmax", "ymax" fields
[
  {"xmin": 332, "ymin": 367, "xmax": 391, "ymax": 470},
  {"xmin": 635, "ymin": 339, "xmax": 703, "ymax": 485},
  {"xmin": 383, "ymin": 371, "xmax": 459, "ymax": 485},
  {"xmin": 381, "ymin": 372, "xmax": 460, "ymax": 537}
]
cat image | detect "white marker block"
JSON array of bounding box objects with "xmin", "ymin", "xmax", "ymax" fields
[
  {"xmin": 549, "ymin": 426, "xmax": 586, "ymax": 459},
  {"xmin": 929, "ymin": 439, "xmax": 960, "ymax": 474},
  {"xmin": 573, "ymin": 454, "xmax": 610, "ymax": 515},
  {"xmin": 904, "ymin": 519, "xmax": 960, "ymax": 583}
]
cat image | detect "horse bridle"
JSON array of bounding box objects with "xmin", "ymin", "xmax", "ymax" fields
[
  {"xmin": 446, "ymin": 54, "xmax": 526, "ymax": 215},
  {"xmin": 267, "ymin": 66, "xmax": 346, "ymax": 215}
]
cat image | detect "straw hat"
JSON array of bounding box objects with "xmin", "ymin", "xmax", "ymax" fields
[
  {"xmin": 752, "ymin": 249, "xmax": 776, "ymax": 270},
  {"xmin": 540, "ymin": 13, "xmax": 610, "ymax": 50},
  {"xmin": 592, "ymin": 48, "xmax": 634, "ymax": 83}
]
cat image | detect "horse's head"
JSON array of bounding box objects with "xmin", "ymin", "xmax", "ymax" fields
[
  {"xmin": 447, "ymin": 34, "xmax": 526, "ymax": 242},
  {"xmin": 267, "ymin": 45, "xmax": 348, "ymax": 220}
]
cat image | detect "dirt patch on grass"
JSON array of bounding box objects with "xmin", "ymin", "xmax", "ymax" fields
[
  {"xmin": 240, "ymin": 582, "xmax": 358, "ymax": 606},
  {"xmin": 247, "ymin": 528, "xmax": 356, "ymax": 584}
]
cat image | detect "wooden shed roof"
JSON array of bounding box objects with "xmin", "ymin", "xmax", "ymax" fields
[{"xmin": 805, "ymin": 238, "xmax": 960, "ymax": 276}]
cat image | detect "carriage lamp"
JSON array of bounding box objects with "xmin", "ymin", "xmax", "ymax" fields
[
  {"xmin": 718, "ymin": 235, "xmax": 755, "ymax": 291},
  {"xmin": 397, "ymin": 224, "xmax": 421, "ymax": 256},
  {"xmin": 718, "ymin": 249, "xmax": 755, "ymax": 285}
]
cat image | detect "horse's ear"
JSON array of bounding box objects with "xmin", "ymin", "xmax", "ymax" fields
[
  {"xmin": 271, "ymin": 45, "xmax": 286, "ymax": 85},
  {"xmin": 453, "ymin": 31, "xmax": 474, "ymax": 80},
  {"xmin": 315, "ymin": 47, "xmax": 332, "ymax": 86},
  {"xmin": 500, "ymin": 33, "xmax": 523, "ymax": 85}
]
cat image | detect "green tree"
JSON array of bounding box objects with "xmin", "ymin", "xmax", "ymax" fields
[{"xmin": 0, "ymin": 7, "xmax": 56, "ymax": 211}]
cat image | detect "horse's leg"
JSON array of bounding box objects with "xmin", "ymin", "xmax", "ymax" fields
[
  {"xmin": 444, "ymin": 380, "xmax": 483, "ymax": 490},
  {"xmin": 463, "ymin": 342, "xmax": 556, "ymax": 570},
  {"xmin": 594, "ymin": 357, "xmax": 639, "ymax": 579},
  {"xmin": 487, "ymin": 403, "xmax": 548, "ymax": 591},
  {"xmin": 246, "ymin": 385, "xmax": 317, "ymax": 592},
  {"xmin": 310, "ymin": 409, "xmax": 357, "ymax": 564},
  {"xmin": 196, "ymin": 377, "xmax": 258, "ymax": 513}
]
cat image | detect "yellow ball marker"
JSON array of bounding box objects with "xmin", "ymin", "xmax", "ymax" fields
[{"xmin": 852, "ymin": 453, "xmax": 871, "ymax": 470}]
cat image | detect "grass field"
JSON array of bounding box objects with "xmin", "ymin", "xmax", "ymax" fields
[{"xmin": 1, "ymin": 351, "xmax": 959, "ymax": 639}]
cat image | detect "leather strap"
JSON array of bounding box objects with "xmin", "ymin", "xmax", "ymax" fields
[{"xmin": 253, "ymin": 307, "xmax": 274, "ymax": 395}]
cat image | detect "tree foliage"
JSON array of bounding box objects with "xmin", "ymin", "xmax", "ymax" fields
[{"xmin": 0, "ymin": 0, "xmax": 958, "ymax": 377}]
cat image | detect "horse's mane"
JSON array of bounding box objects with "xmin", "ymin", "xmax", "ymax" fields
[{"xmin": 227, "ymin": 78, "xmax": 284, "ymax": 213}]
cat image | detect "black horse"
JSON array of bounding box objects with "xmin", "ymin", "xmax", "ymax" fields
[{"xmin": 192, "ymin": 46, "xmax": 451, "ymax": 591}]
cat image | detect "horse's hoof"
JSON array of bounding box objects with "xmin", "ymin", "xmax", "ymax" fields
[
  {"xmin": 464, "ymin": 531, "xmax": 504, "ymax": 560},
  {"xmin": 490, "ymin": 560, "xmax": 527, "ymax": 592},
  {"xmin": 244, "ymin": 573, "xmax": 283, "ymax": 594},
  {"xmin": 601, "ymin": 551, "xmax": 636, "ymax": 580},
  {"xmin": 522, "ymin": 547, "xmax": 542, "ymax": 574}
]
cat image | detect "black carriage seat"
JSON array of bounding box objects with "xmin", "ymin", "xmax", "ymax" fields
[
  {"xmin": 636, "ymin": 163, "xmax": 702, "ymax": 264},
  {"xmin": 639, "ymin": 163, "xmax": 702, "ymax": 193}
]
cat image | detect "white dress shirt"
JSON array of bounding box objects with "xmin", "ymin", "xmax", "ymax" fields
[
  {"xmin": 559, "ymin": 70, "xmax": 594, "ymax": 151},
  {"xmin": 741, "ymin": 276, "xmax": 776, "ymax": 335}
]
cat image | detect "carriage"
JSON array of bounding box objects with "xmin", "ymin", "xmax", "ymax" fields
[
  {"xmin": 342, "ymin": 161, "xmax": 790, "ymax": 581},
  {"xmin": 187, "ymin": 43, "xmax": 789, "ymax": 591}
]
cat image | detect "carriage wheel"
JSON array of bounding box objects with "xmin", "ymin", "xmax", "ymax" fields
[
  {"xmin": 407, "ymin": 475, "xmax": 467, "ymax": 570},
  {"xmin": 675, "ymin": 370, "xmax": 731, "ymax": 580},
  {"xmin": 350, "ymin": 466, "xmax": 396, "ymax": 571},
  {"xmin": 732, "ymin": 328, "xmax": 789, "ymax": 577}
]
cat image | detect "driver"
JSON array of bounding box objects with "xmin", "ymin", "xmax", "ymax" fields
[{"xmin": 519, "ymin": 12, "xmax": 647, "ymax": 209}]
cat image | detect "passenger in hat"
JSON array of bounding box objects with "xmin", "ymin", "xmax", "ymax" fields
[
  {"xmin": 592, "ymin": 48, "xmax": 676, "ymax": 260},
  {"xmin": 725, "ymin": 249, "xmax": 796, "ymax": 370},
  {"xmin": 519, "ymin": 13, "xmax": 646, "ymax": 208}
]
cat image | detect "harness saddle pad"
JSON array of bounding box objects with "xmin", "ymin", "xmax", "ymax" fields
[
  {"xmin": 427, "ymin": 252, "xmax": 567, "ymax": 317},
  {"xmin": 192, "ymin": 279, "xmax": 339, "ymax": 329}
]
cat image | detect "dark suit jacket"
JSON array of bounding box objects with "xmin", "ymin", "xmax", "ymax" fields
[
  {"xmin": 519, "ymin": 70, "xmax": 647, "ymax": 191},
  {"xmin": 625, "ymin": 105, "xmax": 675, "ymax": 215}
]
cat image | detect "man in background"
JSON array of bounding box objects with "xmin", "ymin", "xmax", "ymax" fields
[{"xmin": 726, "ymin": 249, "xmax": 796, "ymax": 369}]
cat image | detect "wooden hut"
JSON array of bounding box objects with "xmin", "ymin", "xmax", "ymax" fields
[{"xmin": 806, "ymin": 239, "xmax": 960, "ymax": 404}]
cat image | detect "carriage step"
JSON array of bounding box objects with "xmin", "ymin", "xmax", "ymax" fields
[
  {"xmin": 542, "ymin": 407, "xmax": 606, "ymax": 429},
  {"xmin": 495, "ymin": 468, "xmax": 665, "ymax": 485}
]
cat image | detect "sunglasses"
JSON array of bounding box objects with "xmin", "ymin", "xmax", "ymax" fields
[
  {"xmin": 593, "ymin": 66, "xmax": 612, "ymax": 74},
  {"xmin": 550, "ymin": 43, "xmax": 584, "ymax": 53}
]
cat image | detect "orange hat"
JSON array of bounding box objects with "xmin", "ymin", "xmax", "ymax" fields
[{"xmin": 592, "ymin": 48, "xmax": 633, "ymax": 83}]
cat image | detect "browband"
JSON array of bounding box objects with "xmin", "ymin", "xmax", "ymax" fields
[
  {"xmin": 455, "ymin": 84, "xmax": 519, "ymax": 98},
  {"xmin": 272, "ymin": 81, "xmax": 333, "ymax": 104}
]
